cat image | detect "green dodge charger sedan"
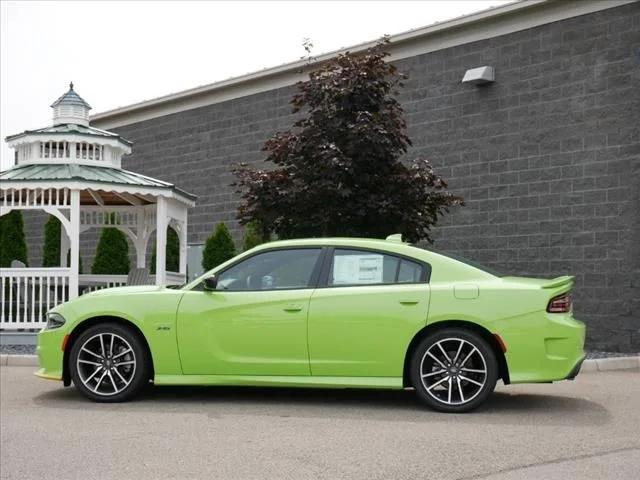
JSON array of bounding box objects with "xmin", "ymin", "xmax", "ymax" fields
[{"xmin": 37, "ymin": 235, "xmax": 585, "ymax": 412}]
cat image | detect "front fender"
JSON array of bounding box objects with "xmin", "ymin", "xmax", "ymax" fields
[{"xmin": 52, "ymin": 288, "xmax": 185, "ymax": 376}]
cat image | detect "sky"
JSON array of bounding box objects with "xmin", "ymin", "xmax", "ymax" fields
[{"xmin": 1, "ymin": 0, "xmax": 512, "ymax": 170}]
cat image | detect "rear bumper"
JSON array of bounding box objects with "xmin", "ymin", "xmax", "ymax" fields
[
  {"xmin": 564, "ymin": 355, "xmax": 586, "ymax": 380},
  {"xmin": 500, "ymin": 311, "xmax": 586, "ymax": 384}
]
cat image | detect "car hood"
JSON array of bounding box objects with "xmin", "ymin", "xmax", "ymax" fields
[{"xmin": 85, "ymin": 285, "xmax": 168, "ymax": 297}]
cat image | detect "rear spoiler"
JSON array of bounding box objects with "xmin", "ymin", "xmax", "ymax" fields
[{"xmin": 541, "ymin": 275, "xmax": 575, "ymax": 289}]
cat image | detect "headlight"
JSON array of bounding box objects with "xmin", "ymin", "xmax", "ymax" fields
[{"xmin": 46, "ymin": 312, "xmax": 66, "ymax": 330}]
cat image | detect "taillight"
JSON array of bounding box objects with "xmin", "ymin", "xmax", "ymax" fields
[{"xmin": 547, "ymin": 293, "xmax": 572, "ymax": 313}]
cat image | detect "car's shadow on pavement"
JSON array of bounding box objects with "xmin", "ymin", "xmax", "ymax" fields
[{"xmin": 33, "ymin": 383, "xmax": 611, "ymax": 426}]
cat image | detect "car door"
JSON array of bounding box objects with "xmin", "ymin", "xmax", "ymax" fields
[
  {"xmin": 177, "ymin": 247, "xmax": 324, "ymax": 375},
  {"xmin": 308, "ymin": 248, "xmax": 430, "ymax": 377}
]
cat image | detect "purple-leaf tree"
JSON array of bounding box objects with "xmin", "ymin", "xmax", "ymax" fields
[{"xmin": 233, "ymin": 38, "xmax": 463, "ymax": 243}]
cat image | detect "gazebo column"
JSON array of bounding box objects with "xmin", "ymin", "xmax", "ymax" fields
[
  {"xmin": 155, "ymin": 197, "xmax": 167, "ymax": 286},
  {"xmin": 179, "ymin": 217, "xmax": 188, "ymax": 277},
  {"xmin": 68, "ymin": 190, "xmax": 80, "ymax": 299},
  {"xmin": 134, "ymin": 207, "xmax": 147, "ymax": 268}
]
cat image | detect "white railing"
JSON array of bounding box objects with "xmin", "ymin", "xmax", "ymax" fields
[
  {"xmin": 79, "ymin": 272, "xmax": 185, "ymax": 294},
  {"xmin": 75, "ymin": 142, "xmax": 104, "ymax": 161},
  {"xmin": 1, "ymin": 187, "xmax": 71, "ymax": 209},
  {"xmin": 80, "ymin": 274, "xmax": 128, "ymax": 294},
  {"xmin": 165, "ymin": 271, "xmax": 186, "ymax": 285},
  {"xmin": 0, "ymin": 268, "xmax": 71, "ymax": 329},
  {"xmin": 0, "ymin": 270, "xmax": 188, "ymax": 330},
  {"xmin": 40, "ymin": 140, "xmax": 71, "ymax": 159}
]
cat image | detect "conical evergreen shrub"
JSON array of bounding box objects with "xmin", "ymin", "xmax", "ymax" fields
[
  {"xmin": 91, "ymin": 226, "xmax": 130, "ymax": 275},
  {"xmin": 0, "ymin": 210, "xmax": 28, "ymax": 267},
  {"xmin": 42, "ymin": 215, "xmax": 83, "ymax": 272},
  {"xmin": 42, "ymin": 215, "xmax": 61, "ymax": 267},
  {"xmin": 202, "ymin": 222, "xmax": 236, "ymax": 270},
  {"xmin": 150, "ymin": 227, "xmax": 180, "ymax": 274},
  {"xmin": 242, "ymin": 220, "xmax": 268, "ymax": 251}
]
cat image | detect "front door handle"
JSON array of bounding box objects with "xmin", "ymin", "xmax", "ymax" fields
[
  {"xmin": 399, "ymin": 300, "xmax": 419, "ymax": 306},
  {"xmin": 283, "ymin": 304, "xmax": 303, "ymax": 312}
]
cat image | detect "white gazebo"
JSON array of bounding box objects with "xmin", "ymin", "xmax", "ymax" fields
[{"xmin": 0, "ymin": 83, "xmax": 195, "ymax": 329}]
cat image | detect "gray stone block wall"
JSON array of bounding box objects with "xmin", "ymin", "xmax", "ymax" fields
[
  {"xmin": 21, "ymin": 3, "xmax": 639, "ymax": 350},
  {"xmin": 110, "ymin": 3, "xmax": 639, "ymax": 351}
]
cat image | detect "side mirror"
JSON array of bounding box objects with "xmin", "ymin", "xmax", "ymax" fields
[{"xmin": 203, "ymin": 275, "xmax": 218, "ymax": 291}]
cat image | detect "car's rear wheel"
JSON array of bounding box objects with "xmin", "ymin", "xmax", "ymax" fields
[
  {"xmin": 69, "ymin": 323, "xmax": 150, "ymax": 402},
  {"xmin": 410, "ymin": 328, "xmax": 498, "ymax": 413}
]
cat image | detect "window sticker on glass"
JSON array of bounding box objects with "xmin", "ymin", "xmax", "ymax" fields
[{"xmin": 333, "ymin": 254, "xmax": 384, "ymax": 285}]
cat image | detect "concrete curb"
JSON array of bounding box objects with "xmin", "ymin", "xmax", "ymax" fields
[
  {"xmin": 1, "ymin": 354, "xmax": 639, "ymax": 371},
  {"xmin": 1, "ymin": 354, "xmax": 38, "ymax": 367}
]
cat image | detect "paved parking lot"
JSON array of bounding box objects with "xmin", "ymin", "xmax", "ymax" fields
[{"xmin": 1, "ymin": 366, "xmax": 639, "ymax": 480}]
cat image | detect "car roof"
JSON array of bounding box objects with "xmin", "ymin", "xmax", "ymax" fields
[
  {"xmin": 185, "ymin": 236, "xmax": 498, "ymax": 290},
  {"xmin": 250, "ymin": 237, "xmax": 500, "ymax": 280},
  {"xmin": 251, "ymin": 237, "xmax": 432, "ymax": 259},
  {"xmin": 254, "ymin": 237, "xmax": 407, "ymax": 249}
]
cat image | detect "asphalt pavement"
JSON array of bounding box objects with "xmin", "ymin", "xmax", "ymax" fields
[{"xmin": 1, "ymin": 366, "xmax": 639, "ymax": 480}]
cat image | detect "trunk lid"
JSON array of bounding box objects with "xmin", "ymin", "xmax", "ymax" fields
[{"xmin": 501, "ymin": 275, "xmax": 574, "ymax": 290}]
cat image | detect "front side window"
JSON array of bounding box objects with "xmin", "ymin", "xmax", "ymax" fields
[
  {"xmin": 215, "ymin": 248, "xmax": 322, "ymax": 291},
  {"xmin": 328, "ymin": 249, "xmax": 425, "ymax": 286}
]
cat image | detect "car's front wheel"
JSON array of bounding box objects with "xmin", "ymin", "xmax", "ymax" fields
[
  {"xmin": 410, "ymin": 328, "xmax": 498, "ymax": 413},
  {"xmin": 69, "ymin": 323, "xmax": 150, "ymax": 402}
]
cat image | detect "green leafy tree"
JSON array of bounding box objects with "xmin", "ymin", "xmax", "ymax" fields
[
  {"xmin": 150, "ymin": 227, "xmax": 180, "ymax": 274},
  {"xmin": 233, "ymin": 38, "xmax": 462, "ymax": 243},
  {"xmin": 202, "ymin": 222, "xmax": 236, "ymax": 270},
  {"xmin": 91, "ymin": 226, "xmax": 130, "ymax": 275},
  {"xmin": 42, "ymin": 215, "xmax": 83, "ymax": 272},
  {"xmin": 0, "ymin": 211, "xmax": 28, "ymax": 267},
  {"xmin": 242, "ymin": 220, "xmax": 268, "ymax": 251}
]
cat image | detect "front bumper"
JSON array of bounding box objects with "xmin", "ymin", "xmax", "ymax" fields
[
  {"xmin": 35, "ymin": 327, "xmax": 67, "ymax": 382},
  {"xmin": 34, "ymin": 369, "xmax": 62, "ymax": 381}
]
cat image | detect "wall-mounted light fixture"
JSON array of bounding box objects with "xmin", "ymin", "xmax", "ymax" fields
[{"xmin": 462, "ymin": 66, "xmax": 495, "ymax": 85}]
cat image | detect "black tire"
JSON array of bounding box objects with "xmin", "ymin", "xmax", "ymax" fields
[
  {"xmin": 69, "ymin": 322, "xmax": 150, "ymax": 402},
  {"xmin": 410, "ymin": 328, "xmax": 498, "ymax": 413}
]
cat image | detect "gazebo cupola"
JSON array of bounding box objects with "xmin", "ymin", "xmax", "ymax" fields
[
  {"xmin": 7, "ymin": 83, "xmax": 132, "ymax": 169},
  {"xmin": 52, "ymin": 82, "xmax": 91, "ymax": 126},
  {"xmin": 1, "ymin": 83, "xmax": 196, "ymax": 330}
]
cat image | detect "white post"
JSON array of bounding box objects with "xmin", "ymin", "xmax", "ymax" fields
[
  {"xmin": 155, "ymin": 197, "xmax": 167, "ymax": 286},
  {"xmin": 179, "ymin": 215, "xmax": 188, "ymax": 277},
  {"xmin": 59, "ymin": 227, "xmax": 69, "ymax": 267},
  {"xmin": 135, "ymin": 207, "xmax": 146, "ymax": 268},
  {"xmin": 68, "ymin": 190, "xmax": 80, "ymax": 299}
]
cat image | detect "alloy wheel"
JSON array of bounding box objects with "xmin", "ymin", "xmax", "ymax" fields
[
  {"xmin": 419, "ymin": 337, "xmax": 488, "ymax": 406},
  {"xmin": 76, "ymin": 333, "xmax": 137, "ymax": 396}
]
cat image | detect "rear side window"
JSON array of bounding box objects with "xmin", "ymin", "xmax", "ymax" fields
[
  {"xmin": 397, "ymin": 259, "xmax": 423, "ymax": 283},
  {"xmin": 328, "ymin": 249, "xmax": 425, "ymax": 286}
]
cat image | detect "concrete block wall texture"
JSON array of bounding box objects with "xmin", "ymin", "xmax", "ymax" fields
[{"xmin": 19, "ymin": 3, "xmax": 639, "ymax": 351}]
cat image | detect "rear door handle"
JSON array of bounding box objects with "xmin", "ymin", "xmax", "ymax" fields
[
  {"xmin": 399, "ymin": 300, "xmax": 419, "ymax": 306},
  {"xmin": 283, "ymin": 304, "xmax": 303, "ymax": 312}
]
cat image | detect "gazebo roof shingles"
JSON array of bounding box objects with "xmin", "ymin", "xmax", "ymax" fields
[{"xmin": 0, "ymin": 163, "xmax": 196, "ymax": 202}]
